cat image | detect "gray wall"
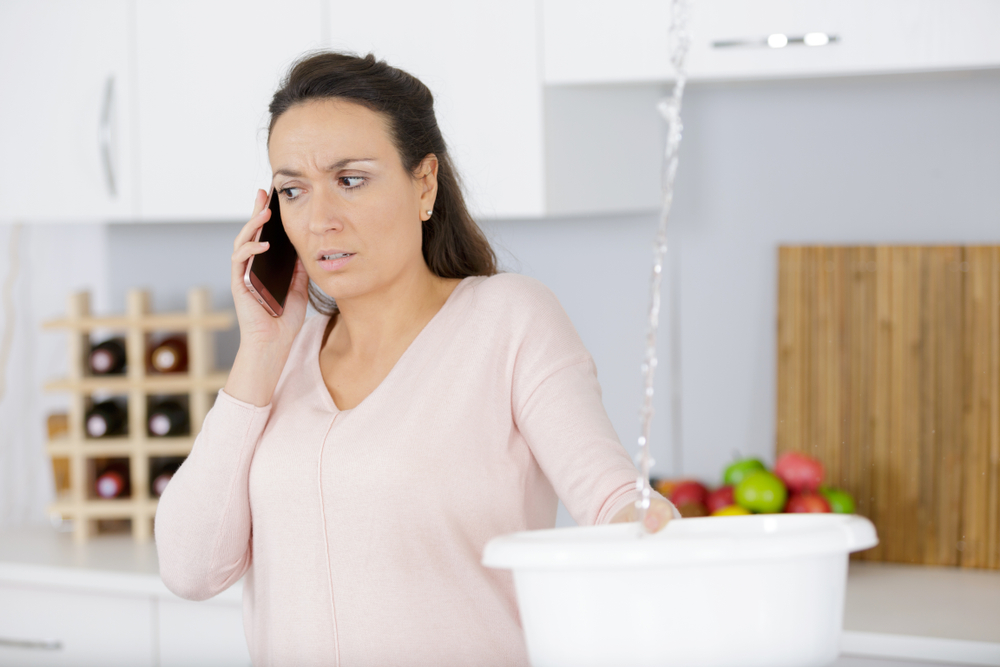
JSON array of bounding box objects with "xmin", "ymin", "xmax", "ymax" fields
[
  {"xmin": 669, "ymin": 68, "xmax": 1000, "ymax": 482},
  {"xmin": 103, "ymin": 68, "xmax": 1000, "ymax": 496}
]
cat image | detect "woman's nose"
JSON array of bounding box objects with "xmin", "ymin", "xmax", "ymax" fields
[{"xmin": 307, "ymin": 186, "xmax": 344, "ymax": 234}]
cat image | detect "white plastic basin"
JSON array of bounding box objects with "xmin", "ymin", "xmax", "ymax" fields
[{"xmin": 483, "ymin": 513, "xmax": 878, "ymax": 667}]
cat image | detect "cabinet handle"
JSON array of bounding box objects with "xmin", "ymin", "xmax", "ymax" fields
[
  {"xmin": 0, "ymin": 636, "xmax": 63, "ymax": 650},
  {"xmin": 99, "ymin": 75, "xmax": 117, "ymax": 198}
]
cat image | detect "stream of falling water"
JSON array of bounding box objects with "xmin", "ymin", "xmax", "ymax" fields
[{"xmin": 636, "ymin": 0, "xmax": 692, "ymax": 533}]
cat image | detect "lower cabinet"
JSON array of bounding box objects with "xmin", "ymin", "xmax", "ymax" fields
[
  {"xmin": 159, "ymin": 599, "xmax": 250, "ymax": 667},
  {"xmin": 0, "ymin": 583, "xmax": 250, "ymax": 667}
]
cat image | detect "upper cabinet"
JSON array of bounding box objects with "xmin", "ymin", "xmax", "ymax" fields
[
  {"xmin": 542, "ymin": 0, "xmax": 1000, "ymax": 85},
  {"xmin": 3, "ymin": 0, "xmax": 999, "ymax": 224},
  {"xmin": 325, "ymin": 0, "xmax": 545, "ymax": 219},
  {"xmin": 0, "ymin": 1, "xmax": 137, "ymax": 224},
  {"xmin": 133, "ymin": 0, "xmax": 324, "ymax": 222}
]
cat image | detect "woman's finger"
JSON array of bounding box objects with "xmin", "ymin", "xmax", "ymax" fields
[
  {"xmin": 230, "ymin": 241, "xmax": 270, "ymax": 287},
  {"xmin": 250, "ymin": 188, "xmax": 267, "ymax": 219},
  {"xmin": 642, "ymin": 499, "xmax": 675, "ymax": 533},
  {"xmin": 233, "ymin": 192, "xmax": 272, "ymax": 252},
  {"xmin": 232, "ymin": 241, "xmax": 270, "ymax": 267}
]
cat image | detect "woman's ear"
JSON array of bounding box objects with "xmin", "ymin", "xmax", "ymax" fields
[{"xmin": 415, "ymin": 154, "xmax": 439, "ymax": 217}]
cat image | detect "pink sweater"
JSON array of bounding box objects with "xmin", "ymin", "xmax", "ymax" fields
[{"xmin": 155, "ymin": 274, "xmax": 650, "ymax": 666}]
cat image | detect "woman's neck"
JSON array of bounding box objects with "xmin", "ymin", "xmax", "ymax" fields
[{"xmin": 326, "ymin": 267, "xmax": 460, "ymax": 362}]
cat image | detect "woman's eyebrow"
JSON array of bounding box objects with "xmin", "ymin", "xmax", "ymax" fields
[{"xmin": 272, "ymin": 158, "xmax": 378, "ymax": 179}]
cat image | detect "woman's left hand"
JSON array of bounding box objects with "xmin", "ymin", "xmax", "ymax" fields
[{"xmin": 610, "ymin": 496, "xmax": 676, "ymax": 533}]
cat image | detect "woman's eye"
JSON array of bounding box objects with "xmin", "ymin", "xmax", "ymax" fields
[
  {"xmin": 278, "ymin": 187, "xmax": 302, "ymax": 200},
  {"xmin": 339, "ymin": 176, "xmax": 366, "ymax": 189}
]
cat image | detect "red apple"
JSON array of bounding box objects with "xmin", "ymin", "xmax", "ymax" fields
[
  {"xmin": 706, "ymin": 486, "xmax": 735, "ymax": 513},
  {"xmin": 785, "ymin": 492, "xmax": 832, "ymax": 513},
  {"xmin": 774, "ymin": 452, "xmax": 824, "ymax": 493},
  {"xmin": 669, "ymin": 480, "xmax": 709, "ymax": 507}
]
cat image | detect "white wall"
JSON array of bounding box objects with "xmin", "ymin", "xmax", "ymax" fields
[{"xmin": 0, "ymin": 224, "xmax": 109, "ymax": 526}]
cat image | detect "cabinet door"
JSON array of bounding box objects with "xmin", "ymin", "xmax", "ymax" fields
[
  {"xmin": 689, "ymin": 0, "xmax": 1000, "ymax": 81},
  {"xmin": 134, "ymin": 0, "xmax": 324, "ymax": 221},
  {"xmin": 0, "ymin": 583, "xmax": 153, "ymax": 666},
  {"xmin": 327, "ymin": 0, "xmax": 545, "ymax": 219},
  {"xmin": 542, "ymin": 0, "xmax": 1000, "ymax": 84},
  {"xmin": 0, "ymin": 0, "xmax": 136, "ymax": 224},
  {"xmin": 158, "ymin": 598, "xmax": 250, "ymax": 667}
]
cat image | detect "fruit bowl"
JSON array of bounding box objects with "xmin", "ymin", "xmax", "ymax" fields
[{"xmin": 483, "ymin": 513, "xmax": 877, "ymax": 667}]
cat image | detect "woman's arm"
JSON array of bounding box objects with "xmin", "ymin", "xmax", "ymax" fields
[
  {"xmin": 154, "ymin": 391, "xmax": 270, "ymax": 600},
  {"xmin": 506, "ymin": 278, "xmax": 676, "ymax": 532},
  {"xmin": 515, "ymin": 358, "xmax": 675, "ymax": 531},
  {"xmin": 155, "ymin": 190, "xmax": 309, "ymax": 598}
]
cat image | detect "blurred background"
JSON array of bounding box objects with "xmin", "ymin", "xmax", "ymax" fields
[{"xmin": 1, "ymin": 1, "xmax": 999, "ymax": 666}]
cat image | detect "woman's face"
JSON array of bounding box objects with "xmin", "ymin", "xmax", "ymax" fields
[{"xmin": 268, "ymin": 98, "xmax": 437, "ymax": 303}]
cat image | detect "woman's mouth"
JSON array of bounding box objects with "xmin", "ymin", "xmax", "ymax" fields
[{"xmin": 317, "ymin": 252, "xmax": 355, "ymax": 271}]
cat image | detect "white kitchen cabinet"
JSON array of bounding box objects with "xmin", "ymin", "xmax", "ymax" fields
[
  {"xmin": 0, "ymin": 583, "xmax": 154, "ymax": 667},
  {"xmin": 133, "ymin": 0, "xmax": 325, "ymax": 221},
  {"xmin": 543, "ymin": 0, "xmax": 1000, "ymax": 85},
  {"xmin": 0, "ymin": 582, "xmax": 251, "ymax": 667},
  {"xmin": 326, "ymin": 0, "xmax": 546, "ymax": 219},
  {"xmin": 0, "ymin": 529, "xmax": 251, "ymax": 667},
  {"xmin": 0, "ymin": 0, "xmax": 137, "ymax": 224},
  {"xmin": 158, "ymin": 598, "xmax": 250, "ymax": 667},
  {"xmin": 6, "ymin": 1, "xmax": 998, "ymax": 224}
]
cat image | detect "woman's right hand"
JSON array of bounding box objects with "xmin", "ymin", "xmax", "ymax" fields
[{"xmin": 224, "ymin": 189, "xmax": 310, "ymax": 407}]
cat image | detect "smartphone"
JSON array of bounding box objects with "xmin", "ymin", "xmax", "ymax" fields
[{"xmin": 243, "ymin": 188, "xmax": 297, "ymax": 317}]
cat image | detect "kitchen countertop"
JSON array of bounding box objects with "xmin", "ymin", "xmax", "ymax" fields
[
  {"xmin": 841, "ymin": 560, "xmax": 1000, "ymax": 666},
  {"xmin": 1, "ymin": 527, "xmax": 999, "ymax": 665},
  {"xmin": 0, "ymin": 525, "xmax": 241, "ymax": 603}
]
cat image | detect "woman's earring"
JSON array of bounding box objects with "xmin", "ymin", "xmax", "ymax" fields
[{"xmin": 426, "ymin": 209, "xmax": 433, "ymax": 218}]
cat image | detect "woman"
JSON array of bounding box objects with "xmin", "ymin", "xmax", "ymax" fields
[{"xmin": 155, "ymin": 51, "xmax": 676, "ymax": 667}]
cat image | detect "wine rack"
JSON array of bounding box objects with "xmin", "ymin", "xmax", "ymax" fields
[{"xmin": 45, "ymin": 288, "xmax": 234, "ymax": 543}]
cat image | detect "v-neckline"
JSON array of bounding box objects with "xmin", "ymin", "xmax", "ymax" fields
[{"xmin": 311, "ymin": 277, "xmax": 474, "ymax": 414}]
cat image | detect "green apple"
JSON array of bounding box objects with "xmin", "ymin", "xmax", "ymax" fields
[
  {"xmin": 735, "ymin": 471, "xmax": 788, "ymax": 513},
  {"xmin": 723, "ymin": 458, "xmax": 766, "ymax": 487},
  {"xmin": 819, "ymin": 487, "xmax": 856, "ymax": 514}
]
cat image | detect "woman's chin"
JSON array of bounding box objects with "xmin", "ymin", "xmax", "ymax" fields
[{"xmin": 310, "ymin": 276, "xmax": 369, "ymax": 304}]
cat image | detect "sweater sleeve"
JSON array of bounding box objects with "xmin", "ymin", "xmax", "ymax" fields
[
  {"xmin": 506, "ymin": 277, "xmax": 674, "ymax": 526},
  {"xmin": 515, "ymin": 358, "xmax": 642, "ymax": 525},
  {"xmin": 154, "ymin": 389, "xmax": 271, "ymax": 601}
]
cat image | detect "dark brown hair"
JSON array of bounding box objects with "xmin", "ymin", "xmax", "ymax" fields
[{"xmin": 268, "ymin": 51, "xmax": 497, "ymax": 315}]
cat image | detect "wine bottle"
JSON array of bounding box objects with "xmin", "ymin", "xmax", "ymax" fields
[
  {"xmin": 147, "ymin": 400, "xmax": 189, "ymax": 437},
  {"xmin": 149, "ymin": 337, "xmax": 188, "ymax": 374},
  {"xmin": 89, "ymin": 338, "xmax": 126, "ymax": 375},
  {"xmin": 149, "ymin": 458, "xmax": 183, "ymax": 497},
  {"xmin": 95, "ymin": 461, "xmax": 130, "ymax": 499},
  {"xmin": 85, "ymin": 400, "xmax": 127, "ymax": 438},
  {"xmin": 151, "ymin": 471, "xmax": 173, "ymax": 497}
]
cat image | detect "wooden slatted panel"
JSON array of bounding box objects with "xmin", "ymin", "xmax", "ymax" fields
[{"xmin": 777, "ymin": 246, "xmax": 1000, "ymax": 569}]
